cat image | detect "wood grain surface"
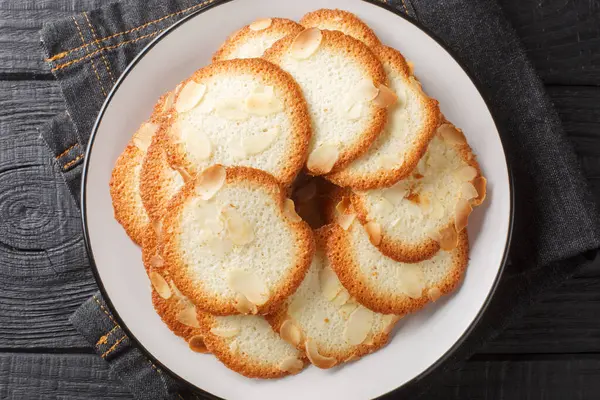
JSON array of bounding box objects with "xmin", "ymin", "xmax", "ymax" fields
[{"xmin": 0, "ymin": 0, "xmax": 599, "ymax": 399}]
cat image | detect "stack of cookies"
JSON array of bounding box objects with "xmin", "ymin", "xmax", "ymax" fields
[{"xmin": 110, "ymin": 9, "xmax": 487, "ymax": 379}]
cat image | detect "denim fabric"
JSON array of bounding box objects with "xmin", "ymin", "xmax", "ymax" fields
[{"xmin": 39, "ymin": 0, "xmax": 600, "ymax": 398}]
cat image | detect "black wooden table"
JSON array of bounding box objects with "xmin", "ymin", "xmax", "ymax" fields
[{"xmin": 1, "ymin": 0, "xmax": 600, "ymax": 398}]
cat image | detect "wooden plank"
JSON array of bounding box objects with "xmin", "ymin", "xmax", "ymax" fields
[
  {"xmin": 0, "ymin": 0, "xmax": 598, "ymax": 85},
  {"xmin": 0, "ymin": 0, "xmax": 110, "ymax": 74},
  {"xmin": 423, "ymin": 357, "xmax": 600, "ymax": 400},
  {"xmin": 0, "ymin": 80, "xmax": 94, "ymax": 349},
  {"xmin": 498, "ymin": 0, "xmax": 600, "ymax": 85},
  {"xmin": 0, "ymin": 81, "xmax": 599, "ymax": 354},
  {"xmin": 483, "ymin": 272, "xmax": 600, "ymax": 354},
  {"xmin": 1, "ymin": 352, "xmax": 599, "ymax": 400},
  {"xmin": 0, "ymin": 353, "xmax": 131, "ymax": 399}
]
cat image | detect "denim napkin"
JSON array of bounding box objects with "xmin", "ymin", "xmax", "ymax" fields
[{"xmin": 39, "ymin": 0, "xmax": 600, "ymax": 398}]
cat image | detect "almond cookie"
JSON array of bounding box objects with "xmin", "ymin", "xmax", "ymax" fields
[
  {"xmin": 162, "ymin": 165, "xmax": 315, "ymax": 316},
  {"xmin": 109, "ymin": 94, "xmax": 171, "ymax": 244},
  {"xmin": 349, "ymin": 124, "xmax": 485, "ymax": 262},
  {"xmin": 163, "ymin": 58, "xmax": 311, "ymax": 187},
  {"xmin": 327, "ymin": 45, "xmax": 440, "ymax": 190},
  {"xmin": 213, "ymin": 17, "xmax": 303, "ymax": 61},
  {"xmin": 268, "ymin": 227, "xmax": 401, "ymax": 368},
  {"xmin": 326, "ymin": 214, "xmax": 469, "ymax": 315},
  {"xmin": 263, "ymin": 29, "xmax": 387, "ymax": 175}
]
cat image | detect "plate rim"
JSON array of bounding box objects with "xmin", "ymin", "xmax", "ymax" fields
[{"xmin": 80, "ymin": 0, "xmax": 515, "ymax": 398}]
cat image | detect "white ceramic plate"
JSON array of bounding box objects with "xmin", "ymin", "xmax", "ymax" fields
[{"xmin": 83, "ymin": 0, "xmax": 513, "ymax": 399}]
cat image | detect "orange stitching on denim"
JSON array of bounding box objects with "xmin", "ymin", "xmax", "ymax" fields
[
  {"xmin": 84, "ymin": 12, "xmax": 116, "ymax": 85},
  {"xmin": 96, "ymin": 325, "xmax": 120, "ymax": 346},
  {"xmin": 62, "ymin": 154, "xmax": 84, "ymax": 170},
  {"xmin": 52, "ymin": 30, "xmax": 162, "ymax": 72},
  {"xmin": 73, "ymin": 16, "xmax": 107, "ymax": 97},
  {"xmin": 93, "ymin": 295, "xmax": 119, "ymax": 326},
  {"xmin": 56, "ymin": 143, "xmax": 79, "ymax": 160},
  {"xmin": 101, "ymin": 335, "xmax": 127, "ymax": 358},
  {"xmin": 401, "ymin": 0, "xmax": 409, "ymax": 14},
  {"xmin": 45, "ymin": 0, "xmax": 217, "ymax": 63}
]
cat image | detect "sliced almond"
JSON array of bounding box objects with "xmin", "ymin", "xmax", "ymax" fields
[
  {"xmin": 426, "ymin": 199, "xmax": 443, "ymax": 220},
  {"xmin": 346, "ymin": 102, "xmax": 363, "ymax": 120},
  {"xmin": 216, "ymin": 98, "xmax": 248, "ymax": 120},
  {"xmin": 373, "ymin": 84, "xmax": 398, "ymax": 108},
  {"xmin": 149, "ymin": 272, "xmax": 171, "ymax": 299},
  {"xmin": 170, "ymin": 282, "xmax": 185, "ymax": 300},
  {"xmin": 229, "ymin": 142, "xmax": 247, "ymax": 160},
  {"xmin": 473, "ymin": 176, "xmax": 487, "ymax": 202},
  {"xmin": 279, "ymin": 357, "xmax": 304, "ymax": 374},
  {"xmin": 383, "ymin": 182, "xmax": 409, "ymax": 204},
  {"xmin": 335, "ymin": 196, "xmax": 356, "ymax": 230},
  {"xmin": 338, "ymin": 213, "xmax": 356, "ymax": 230},
  {"xmin": 339, "ymin": 302, "xmax": 359, "ymax": 320},
  {"xmin": 133, "ymin": 123, "xmax": 159, "ymax": 152},
  {"xmin": 242, "ymin": 126, "xmax": 279, "ymax": 155},
  {"xmin": 245, "ymin": 92, "xmax": 283, "ymax": 116},
  {"xmin": 249, "ymin": 17, "xmax": 272, "ymax": 31},
  {"xmin": 354, "ymin": 79, "xmax": 380, "ymax": 103},
  {"xmin": 290, "ymin": 28, "xmax": 323, "ymax": 59},
  {"xmin": 287, "ymin": 298, "xmax": 305, "ymax": 317},
  {"xmin": 234, "ymin": 293, "xmax": 258, "ymax": 315},
  {"xmin": 176, "ymin": 81, "xmax": 207, "ymax": 113},
  {"xmin": 416, "ymin": 157, "xmax": 428, "ymax": 176},
  {"xmin": 420, "ymin": 195, "xmax": 432, "ymax": 215},
  {"xmin": 162, "ymin": 91, "xmax": 176, "ymax": 113},
  {"xmin": 222, "ymin": 206, "xmax": 254, "ymax": 246},
  {"xmin": 428, "ymin": 287, "xmax": 443, "ymax": 302},
  {"xmin": 210, "ymin": 324, "xmax": 241, "ymax": 338},
  {"xmin": 305, "ymin": 339, "xmax": 337, "ymax": 369},
  {"xmin": 320, "ymin": 266, "xmax": 342, "ymax": 301},
  {"xmin": 438, "ymin": 124, "xmax": 467, "ymax": 145},
  {"xmin": 182, "ymin": 129, "xmax": 212, "ymax": 161},
  {"xmin": 461, "ymin": 182, "xmax": 479, "ymax": 200},
  {"xmin": 173, "ymin": 164, "xmax": 193, "ymax": 183},
  {"xmin": 382, "ymin": 315, "xmax": 402, "ymax": 335},
  {"xmin": 188, "ymin": 335, "xmax": 209, "ymax": 354},
  {"xmin": 331, "ymin": 289, "xmax": 351, "ymax": 307},
  {"xmin": 228, "ymin": 269, "xmax": 269, "ymax": 306},
  {"xmin": 283, "ymin": 199, "xmax": 302, "ymax": 223},
  {"xmin": 307, "ymin": 144, "xmax": 339, "ymax": 174},
  {"xmin": 373, "ymin": 197, "xmax": 394, "ymax": 215},
  {"xmin": 207, "ymin": 236, "xmax": 233, "ymax": 258},
  {"xmin": 427, "ymin": 229, "xmax": 441, "ymax": 242},
  {"xmin": 454, "ymin": 198, "xmax": 473, "ymax": 232},
  {"xmin": 399, "ymin": 265, "xmax": 426, "ymax": 298},
  {"xmin": 280, "ymin": 319, "xmax": 304, "ymax": 347},
  {"xmin": 365, "ymin": 221, "xmax": 382, "ymax": 246},
  {"xmin": 455, "ymin": 166, "xmax": 478, "ymax": 182},
  {"xmin": 150, "ymin": 254, "xmax": 164, "ymax": 270},
  {"xmin": 177, "ymin": 305, "xmax": 200, "ymax": 328},
  {"xmin": 438, "ymin": 225, "xmax": 458, "ymax": 251},
  {"xmin": 195, "ymin": 165, "xmax": 226, "ymax": 200},
  {"xmin": 362, "ymin": 330, "xmax": 375, "ymax": 346},
  {"xmin": 229, "ymin": 340, "xmax": 239, "ymax": 354},
  {"xmin": 151, "ymin": 219, "xmax": 163, "ymax": 236},
  {"xmin": 335, "ymin": 197, "xmax": 352, "ymax": 215},
  {"xmin": 345, "ymin": 307, "xmax": 374, "ymax": 345}
]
